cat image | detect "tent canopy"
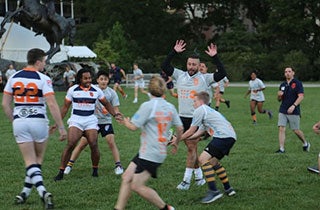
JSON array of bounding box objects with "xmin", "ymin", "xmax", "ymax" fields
[{"xmin": 0, "ymin": 17, "xmax": 96, "ymax": 63}]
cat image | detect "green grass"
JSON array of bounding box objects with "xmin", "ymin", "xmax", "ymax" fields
[{"xmin": 1, "ymin": 86, "xmax": 320, "ymax": 210}]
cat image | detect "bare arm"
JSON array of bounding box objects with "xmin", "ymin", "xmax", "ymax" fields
[
  {"xmin": 287, "ymin": 94, "xmax": 304, "ymax": 114},
  {"xmin": 186, "ymin": 129, "xmax": 206, "ymax": 140},
  {"xmin": 60, "ymin": 98, "xmax": 72, "ymax": 119},
  {"xmin": 2, "ymin": 94, "xmax": 13, "ymax": 122},
  {"xmin": 180, "ymin": 125, "xmax": 198, "ymax": 141},
  {"xmin": 313, "ymin": 121, "xmax": 320, "ymax": 135},
  {"xmin": 46, "ymin": 94, "xmax": 67, "ymax": 141},
  {"xmin": 120, "ymin": 117, "xmax": 138, "ymax": 131}
]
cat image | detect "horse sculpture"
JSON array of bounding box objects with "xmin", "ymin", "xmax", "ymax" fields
[{"xmin": 0, "ymin": 0, "xmax": 76, "ymax": 62}]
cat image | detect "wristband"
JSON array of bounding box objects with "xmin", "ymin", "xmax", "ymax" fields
[{"xmin": 293, "ymin": 104, "xmax": 297, "ymax": 107}]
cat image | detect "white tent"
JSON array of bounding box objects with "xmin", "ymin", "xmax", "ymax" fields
[{"xmin": 0, "ymin": 17, "xmax": 96, "ymax": 63}]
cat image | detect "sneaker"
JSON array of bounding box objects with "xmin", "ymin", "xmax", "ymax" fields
[
  {"xmin": 92, "ymin": 170, "xmax": 99, "ymax": 177},
  {"xmin": 267, "ymin": 110, "xmax": 273, "ymax": 119},
  {"xmin": 195, "ymin": 178, "xmax": 206, "ymax": 186},
  {"xmin": 225, "ymin": 187, "xmax": 236, "ymax": 196},
  {"xmin": 43, "ymin": 192, "xmax": 54, "ymax": 209},
  {"xmin": 64, "ymin": 166, "xmax": 72, "ymax": 174},
  {"xmin": 303, "ymin": 142, "xmax": 311, "ymax": 152},
  {"xmin": 123, "ymin": 94, "xmax": 128, "ymax": 99},
  {"xmin": 133, "ymin": 98, "xmax": 138, "ymax": 103},
  {"xmin": 225, "ymin": 100, "xmax": 230, "ymax": 108},
  {"xmin": 167, "ymin": 205, "xmax": 175, "ymax": 210},
  {"xmin": 201, "ymin": 190, "xmax": 223, "ymax": 204},
  {"xmin": 275, "ymin": 149, "xmax": 285, "ymax": 153},
  {"xmin": 176, "ymin": 181, "xmax": 190, "ymax": 190},
  {"xmin": 15, "ymin": 192, "xmax": 27, "ymax": 204},
  {"xmin": 114, "ymin": 165, "xmax": 124, "ymax": 175},
  {"xmin": 54, "ymin": 172, "xmax": 64, "ymax": 181},
  {"xmin": 253, "ymin": 121, "xmax": 257, "ymax": 125}
]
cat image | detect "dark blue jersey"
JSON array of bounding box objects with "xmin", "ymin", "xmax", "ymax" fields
[{"xmin": 279, "ymin": 78, "xmax": 304, "ymax": 115}]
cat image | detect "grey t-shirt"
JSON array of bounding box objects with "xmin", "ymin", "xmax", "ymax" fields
[
  {"xmin": 192, "ymin": 104, "xmax": 237, "ymax": 140},
  {"xmin": 131, "ymin": 97, "xmax": 182, "ymax": 163},
  {"xmin": 173, "ymin": 68, "xmax": 215, "ymax": 117},
  {"xmin": 95, "ymin": 86, "xmax": 120, "ymax": 124}
]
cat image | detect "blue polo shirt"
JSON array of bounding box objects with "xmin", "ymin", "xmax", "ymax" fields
[{"xmin": 279, "ymin": 78, "xmax": 304, "ymax": 115}]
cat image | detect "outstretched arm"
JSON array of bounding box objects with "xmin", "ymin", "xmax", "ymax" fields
[
  {"xmin": 205, "ymin": 43, "xmax": 227, "ymax": 82},
  {"xmin": 161, "ymin": 40, "xmax": 186, "ymax": 76}
]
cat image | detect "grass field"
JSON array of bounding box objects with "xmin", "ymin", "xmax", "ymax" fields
[{"xmin": 1, "ymin": 85, "xmax": 320, "ymax": 210}]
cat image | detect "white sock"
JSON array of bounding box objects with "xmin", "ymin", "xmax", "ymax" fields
[
  {"xmin": 194, "ymin": 167, "xmax": 204, "ymax": 180},
  {"xmin": 183, "ymin": 168, "xmax": 193, "ymax": 183}
]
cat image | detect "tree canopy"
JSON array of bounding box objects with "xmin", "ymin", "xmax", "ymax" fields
[{"xmin": 73, "ymin": 0, "xmax": 320, "ymax": 81}]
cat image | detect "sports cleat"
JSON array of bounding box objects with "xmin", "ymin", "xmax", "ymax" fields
[
  {"xmin": 54, "ymin": 172, "xmax": 64, "ymax": 181},
  {"xmin": 92, "ymin": 170, "xmax": 99, "ymax": 177},
  {"xmin": 225, "ymin": 187, "xmax": 236, "ymax": 196},
  {"xmin": 43, "ymin": 192, "xmax": 54, "ymax": 209},
  {"xmin": 114, "ymin": 165, "xmax": 124, "ymax": 175},
  {"xmin": 267, "ymin": 110, "xmax": 273, "ymax": 119},
  {"xmin": 303, "ymin": 142, "xmax": 311, "ymax": 152},
  {"xmin": 225, "ymin": 100, "xmax": 230, "ymax": 108},
  {"xmin": 123, "ymin": 94, "xmax": 128, "ymax": 99},
  {"xmin": 275, "ymin": 149, "xmax": 285, "ymax": 154},
  {"xmin": 132, "ymin": 98, "xmax": 138, "ymax": 103},
  {"xmin": 64, "ymin": 166, "xmax": 72, "ymax": 174},
  {"xmin": 252, "ymin": 121, "xmax": 257, "ymax": 125},
  {"xmin": 15, "ymin": 192, "xmax": 27, "ymax": 204},
  {"xmin": 195, "ymin": 178, "xmax": 206, "ymax": 186},
  {"xmin": 201, "ymin": 190, "xmax": 223, "ymax": 204},
  {"xmin": 167, "ymin": 205, "xmax": 175, "ymax": 210},
  {"xmin": 176, "ymin": 181, "xmax": 190, "ymax": 190}
]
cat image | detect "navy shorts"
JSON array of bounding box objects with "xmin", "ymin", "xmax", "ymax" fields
[
  {"xmin": 132, "ymin": 154, "xmax": 161, "ymax": 178},
  {"xmin": 166, "ymin": 81, "xmax": 174, "ymax": 89},
  {"xmin": 204, "ymin": 137, "xmax": 236, "ymax": 160},
  {"xmin": 180, "ymin": 117, "xmax": 192, "ymax": 131},
  {"xmin": 98, "ymin": 124, "xmax": 114, "ymax": 137}
]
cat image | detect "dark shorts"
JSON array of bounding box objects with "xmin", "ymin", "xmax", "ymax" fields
[
  {"xmin": 180, "ymin": 117, "xmax": 193, "ymax": 131},
  {"xmin": 98, "ymin": 124, "xmax": 114, "ymax": 137},
  {"xmin": 114, "ymin": 78, "xmax": 122, "ymax": 84},
  {"xmin": 219, "ymin": 91, "xmax": 224, "ymax": 95},
  {"xmin": 132, "ymin": 154, "xmax": 161, "ymax": 178},
  {"xmin": 166, "ymin": 81, "xmax": 174, "ymax": 89},
  {"xmin": 204, "ymin": 137, "xmax": 236, "ymax": 160}
]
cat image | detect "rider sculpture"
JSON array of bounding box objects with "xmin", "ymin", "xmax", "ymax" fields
[{"xmin": 0, "ymin": 0, "xmax": 76, "ymax": 63}]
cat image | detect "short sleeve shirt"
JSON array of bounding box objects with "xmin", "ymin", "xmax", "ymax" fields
[
  {"xmin": 131, "ymin": 97, "xmax": 182, "ymax": 163},
  {"xmin": 172, "ymin": 69, "xmax": 215, "ymax": 117},
  {"xmin": 248, "ymin": 78, "xmax": 265, "ymax": 102},
  {"xmin": 192, "ymin": 104, "xmax": 236, "ymax": 139},
  {"xmin": 4, "ymin": 68, "xmax": 54, "ymax": 119},
  {"xmin": 279, "ymin": 78, "xmax": 304, "ymax": 115},
  {"xmin": 95, "ymin": 86, "xmax": 120, "ymax": 124}
]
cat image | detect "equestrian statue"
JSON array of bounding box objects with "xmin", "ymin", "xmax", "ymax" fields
[{"xmin": 0, "ymin": 0, "xmax": 76, "ymax": 62}]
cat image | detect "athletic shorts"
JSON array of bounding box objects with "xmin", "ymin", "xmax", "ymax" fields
[
  {"xmin": 278, "ymin": 113, "xmax": 300, "ymax": 130},
  {"xmin": 67, "ymin": 116, "xmax": 99, "ymax": 131},
  {"xmin": 134, "ymin": 81, "xmax": 145, "ymax": 88},
  {"xmin": 166, "ymin": 82, "xmax": 174, "ymax": 89},
  {"xmin": 251, "ymin": 99, "xmax": 265, "ymax": 103},
  {"xmin": 132, "ymin": 154, "xmax": 161, "ymax": 178},
  {"xmin": 219, "ymin": 91, "xmax": 224, "ymax": 95},
  {"xmin": 98, "ymin": 124, "xmax": 114, "ymax": 137},
  {"xmin": 114, "ymin": 79, "xmax": 122, "ymax": 84},
  {"xmin": 204, "ymin": 137, "xmax": 236, "ymax": 160},
  {"xmin": 13, "ymin": 118, "xmax": 49, "ymax": 143},
  {"xmin": 180, "ymin": 116, "xmax": 193, "ymax": 131}
]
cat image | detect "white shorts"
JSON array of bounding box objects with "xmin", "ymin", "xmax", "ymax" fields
[
  {"xmin": 13, "ymin": 118, "xmax": 49, "ymax": 143},
  {"xmin": 134, "ymin": 81, "xmax": 145, "ymax": 88},
  {"xmin": 67, "ymin": 115, "xmax": 99, "ymax": 131}
]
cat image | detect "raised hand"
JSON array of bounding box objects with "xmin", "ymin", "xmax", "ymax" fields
[
  {"xmin": 174, "ymin": 40, "xmax": 186, "ymax": 53},
  {"xmin": 205, "ymin": 43, "xmax": 217, "ymax": 57}
]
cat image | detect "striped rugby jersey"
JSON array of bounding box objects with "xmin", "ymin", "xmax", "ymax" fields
[{"xmin": 4, "ymin": 68, "xmax": 54, "ymax": 119}]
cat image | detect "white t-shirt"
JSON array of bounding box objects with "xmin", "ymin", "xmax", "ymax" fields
[{"xmin": 248, "ymin": 78, "xmax": 265, "ymax": 102}]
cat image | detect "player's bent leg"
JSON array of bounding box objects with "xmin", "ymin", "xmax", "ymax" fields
[
  {"xmin": 115, "ymin": 162, "xmax": 136, "ymax": 210},
  {"xmin": 131, "ymin": 171, "xmax": 167, "ymax": 209}
]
